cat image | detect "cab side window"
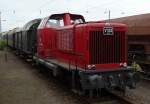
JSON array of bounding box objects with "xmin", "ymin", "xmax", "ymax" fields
[
  {"xmin": 46, "ymin": 19, "xmax": 60, "ymax": 27},
  {"xmin": 59, "ymin": 19, "xmax": 64, "ymax": 26},
  {"xmin": 74, "ymin": 19, "xmax": 84, "ymax": 24},
  {"xmin": 46, "ymin": 19, "xmax": 64, "ymax": 27}
]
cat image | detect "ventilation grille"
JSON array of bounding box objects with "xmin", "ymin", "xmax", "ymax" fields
[{"xmin": 89, "ymin": 31, "xmax": 125, "ymax": 64}]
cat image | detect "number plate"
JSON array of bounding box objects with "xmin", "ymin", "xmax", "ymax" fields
[{"xmin": 103, "ymin": 27, "xmax": 113, "ymax": 35}]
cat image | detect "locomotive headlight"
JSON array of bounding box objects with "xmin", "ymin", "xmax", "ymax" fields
[
  {"xmin": 123, "ymin": 62, "xmax": 127, "ymax": 67},
  {"xmin": 87, "ymin": 65, "xmax": 92, "ymax": 69},
  {"xmin": 87, "ymin": 65, "xmax": 96, "ymax": 70},
  {"xmin": 120, "ymin": 62, "xmax": 127, "ymax": 67},
  {"xmin": 91, "ymin": 65, "xmax": 96, "ymax": 68},
  {"xmin": 120, "ymin": 63, "xmax": 123, "ymax": 66}
]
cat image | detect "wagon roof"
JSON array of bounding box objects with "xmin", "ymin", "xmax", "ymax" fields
[
  {"xmin": 109, "ymin": 13, "xmax": 150, "ymax": 35},
  {"xmin": 22, "ymin": 18, "xmax": 41, "ymax": 31},
  {"xmin": 8, "ymin": 27, "xmax": 20, "ymax": 35}
]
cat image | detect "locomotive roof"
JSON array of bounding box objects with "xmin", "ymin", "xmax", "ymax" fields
[
  {"xmin": 22, "ymin": 18, "xmax": 41, "ymax": 31},
  {"xmin": 49, "ymin": 13, "xmax": 85, "ymax": 22},
  {"xmin": 109, "ymin": 13, "xmax": 150, "ymax": 35}
]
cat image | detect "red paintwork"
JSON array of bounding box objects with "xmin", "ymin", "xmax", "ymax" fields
[
  {"xmin": 95, "ymin": 64, "xmax": 122, "ymax": 69},
  {"xmin": 37, "ymin": 13, "xmax": 127, "ymax": 71},
  {"xmin": 63, "ymin": 13, "xmax": 71, "ymax": 25}
]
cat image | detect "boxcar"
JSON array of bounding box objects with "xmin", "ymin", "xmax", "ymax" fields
[
  {"xmin": 18, "ymin": 28, "xmax": 23, "ymax": 52},
  {"xmin": 1, "ymin": 32, "xmax": 8, "ymax": 45},
  {"xmin": 7, "ymin": 29, "xmax": 15, "ymax": 48},
  {"xmin": 21, "ymin": 19, "xmax": 41, "ymax": 56},
  {"xmin": 109, "ymin": 13, "xmax": 150, "ymax": 71}
]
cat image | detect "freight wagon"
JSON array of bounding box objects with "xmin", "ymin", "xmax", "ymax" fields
[
  {"xmin": 7, "ymin": 19, "xmax": 41, "ymax": 57},
  {"xmin": 109, "ymin": 13, "xmax": 150, "ymax": 73}
]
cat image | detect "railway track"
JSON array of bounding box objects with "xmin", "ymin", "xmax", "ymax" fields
[
  {"xmin": 142, "ymin": 77, "xmax": 150, "ymax": 81},
  {"xmin": 108, "ymin": 90, "xmax": 144, "ymax": 104},
  {"xmin": 69, "ymin": 89, "xmax": 144, "ymax": 104},
  {"xmin": 11, "ymin": 51, "xmax": 143, "ymax": 104},
  {"xmin": 33, "ymin": 63, "xmax": 145, "ymax": 104},
  {"xmin": 1, "ymin": 49, "xmax": 146, "ymax": 104},
  {"xmin": 139, "ymin": 71, "xmax": 150, "ymax": 81},
  {"xmin": 28, "ymin": 62, "xmax": 145, "ymax": 104}
]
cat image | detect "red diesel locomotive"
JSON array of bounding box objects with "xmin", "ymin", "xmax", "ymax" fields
[
  {"xmin": 6, "ymin": 13, "xmax": 137, "ymax": 94},
  {"xmin": 34, "ymin": 13, "xmax": 137, "ymax": 92}
]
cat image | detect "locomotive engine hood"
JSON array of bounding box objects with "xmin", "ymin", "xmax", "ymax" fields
[{"xmin": 79, "ymin": 22, "xmax": 127, "ymax": 70}]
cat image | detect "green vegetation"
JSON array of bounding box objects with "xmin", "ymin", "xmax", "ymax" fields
[{"xmin": 0, "ymin": 40, "xmax": 7, "ymax": 50}]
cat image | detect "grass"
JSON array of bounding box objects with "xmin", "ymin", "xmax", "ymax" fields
[{"xmin": 0, "ymin": 40, "xmax": 7, "ymax": 50}]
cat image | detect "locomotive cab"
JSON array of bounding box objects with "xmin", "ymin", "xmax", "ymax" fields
[{"xmin": 36, "ymin": 13, "xmax": 138, "ymax": 92}]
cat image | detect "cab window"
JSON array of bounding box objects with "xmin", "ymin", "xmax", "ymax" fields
[
  {"xmin": 46, "ymin": 19, "xmax": 61, "ymax": 27},
  {"xmin": 71, "ymin": 18, "xmax": 84, "ymax": 24},
  {"xmin": 59, "ymin": 19, "xmax": 64, "ymax": 26}
]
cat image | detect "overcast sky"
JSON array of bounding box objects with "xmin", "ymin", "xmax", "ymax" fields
[{"xmin": 0, "ymin": 0, "xmax": 149, "ymax": 31}]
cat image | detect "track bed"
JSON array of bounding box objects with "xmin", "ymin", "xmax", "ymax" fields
[{"xmin": 0, "ymin": 50, "xmax": 147, "ymax": 104}]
